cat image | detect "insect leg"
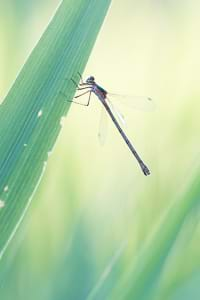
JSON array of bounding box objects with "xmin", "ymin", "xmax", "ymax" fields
[{"xmin": 60, "ymin": 90, "xmax": 91, "ymax": 106}]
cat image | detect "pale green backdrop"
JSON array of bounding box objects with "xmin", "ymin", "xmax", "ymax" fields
[{"xmin": 0, "ymin": 1, "xmax": 200, "ymax": 299}]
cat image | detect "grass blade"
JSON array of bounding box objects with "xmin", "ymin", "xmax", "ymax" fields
[
  {"xmin": 0, "ymin": 0, "xmax": 111, "ymax": 258},
  {"xmin": 111, "ymin": 173, "xmax": 200, "ymax": 300}
]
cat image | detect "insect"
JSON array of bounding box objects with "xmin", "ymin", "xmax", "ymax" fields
[{"xmin": 63, "ymin": 73, "xmax": 151, "ymax": 176}]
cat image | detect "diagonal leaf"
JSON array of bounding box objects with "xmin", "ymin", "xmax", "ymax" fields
[
  {"xmin": 0, "ymin": 0, "xmax": 111, "ymax": 258},
  {"xmin": 111, "ymin": 174, "xmax": 200, "ymax": 300}
]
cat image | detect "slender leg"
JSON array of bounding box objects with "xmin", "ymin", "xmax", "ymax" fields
[
  {"xmin": 71, "ymin": 72, "xmax": 84, "ymax": 87},
  {"xmin": 70, "ymin": 77, "xmax": 86, "ymax": 88},
  {"xmin": 73, "ymin": 90, "xmax": 92, "ymax": 106},
  {"xmin": 77, "ymin": 87, "xmax": 91, "ymax": 91},
  {"xmin": 68, "ymin": 71, "xmax": 93, "ymax": 88},
  {"xmin": 74, "ymin": 90, "xmax": 91, "ymax": 99},
  {"xmin": 71, "ymin": 78, "xmax": 92, "ymax": 88},
  {"xmin": 60, "ymin": 90, "xmax": 92, "ymax": 106},
  {"xmin": 77, "ymin": 82, "xmax": 92, "ymax": 87},
  {"xmin": 86, "ymin": 91, "xmax": 92, "ymax": 106},
  {"xmin": 77, "ymin": 72, "xmax": 84, "ymax": 84},
  {"xmin": 71, "ymin": 78, "xmax": 79, "ymax": 88},
  {"xmin": 77, "ymin": 72, "xmax": 93, "ymax": 88},
  {"xmin": 70, "ymin": 72, "xmax": 94, "ymax": 88}
]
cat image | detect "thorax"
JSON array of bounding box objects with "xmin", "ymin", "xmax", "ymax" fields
[{"xmin": 92, "ymin": 83, "xmax": 107, "ymax": 100}]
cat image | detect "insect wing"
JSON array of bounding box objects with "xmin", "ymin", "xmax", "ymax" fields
[
  {"xmin": 108, "ymin": 93, "xmax": 155, "ymax": 111},
  {"xmin": 98, "ymin": 106, "xmax": 109, "ymax": 145},
  {"xmin": 106, "ymin": 97, "xmax": 127, "ymax": 128},
  {"xmin": 98, "ymin": 98, "xmax": 126, "ymax": 145}
]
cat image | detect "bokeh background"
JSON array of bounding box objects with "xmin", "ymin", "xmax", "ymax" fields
[{"xmin": 0, "ymin": 0, "xmax": 200, "ymax": 299}]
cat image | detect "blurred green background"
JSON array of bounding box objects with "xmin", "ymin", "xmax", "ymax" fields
[{"xmin": 0, "ymin": 0, "xmax": 200, "ymax": 299}]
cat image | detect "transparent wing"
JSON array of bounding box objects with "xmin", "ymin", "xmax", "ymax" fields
[
  {"xmin": 98, "ymin": 106, "xmax": 109, "ymax": 145},
  {"xmin": 98, "ymin": 99, "xmax": 126, "ymax": 145},
  {"xmin": 106, "ymin": 97, "xmax": 126, "ymax": 127},
  {"xmin": 108, "ymin": 93, "xmax": 155, "ymax": 111}
]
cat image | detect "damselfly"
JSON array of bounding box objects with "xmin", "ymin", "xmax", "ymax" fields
[{"xmin": 64, "ymin": 73, "xmax": 152, "ymax": 176}]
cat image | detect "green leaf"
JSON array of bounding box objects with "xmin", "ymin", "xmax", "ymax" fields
[
  {"xmin": 0, "ymin": 0, "xmax": 111, "ymax": 258},
  {"xmin": 111, "ymin": 174, "xmax": 200, "ymax": 300}
]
